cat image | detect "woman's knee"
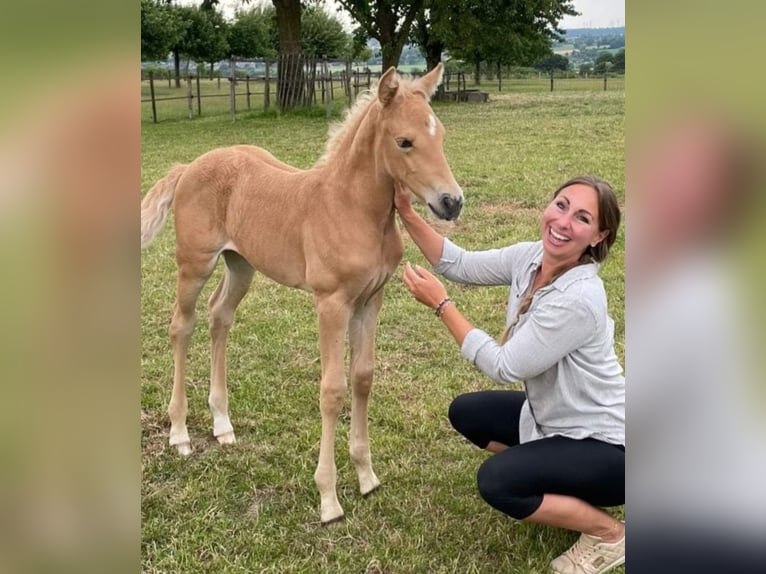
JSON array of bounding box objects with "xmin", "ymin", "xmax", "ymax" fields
[
  {"xmin": 448, "ymin": 393, "xmax": 489, "ymax": 448},
  {"xmin": 447, "ymin": 393, "xmax": 475, "ymax": 433},
  {"xmin": 476, "ymin": 455, "xmax": 541, "ymax": 520}
]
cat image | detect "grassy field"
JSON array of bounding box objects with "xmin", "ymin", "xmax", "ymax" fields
[{"xmin": 141, "ymin": 86, "xmax": 624, "ymax": 573}]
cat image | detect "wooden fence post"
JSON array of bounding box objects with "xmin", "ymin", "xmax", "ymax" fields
[
  {"xmin": 603, "ymin": 72, "xmax": 608, "ymax": 91},
  {"xmin": 550, "ymin": 71, "xmax": 554, "ymax": 92},
  {"xmin": 148, "ymin": 71, "xmax": 158, "ymax": 124},
  {"xmin": 186, "ymin": 75, "xmax": 193, "ymax": 119},
  {"xmin": 323, "ymin": 59, "xmax": 331, "ymax": 118},
  {"xmin": 229, "ymin": 58, "xmax": 236, "ymax": 121},
  {"xmin": 196, "ymin": 74, "xmax": 201, "ymax": 116},
  {"xmin": 264, "ymin": 59, "xmax": 271, "ymax": 112},
  {"xmin": 246, "ymin": 75, "xmax": 251, "ymax": 110},
  {"xmin": 345, "ymin": 60, "xmax": 353, "ymax": 106}
]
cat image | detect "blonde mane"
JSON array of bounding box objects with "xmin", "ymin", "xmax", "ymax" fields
[{"xmin": 317, "ymin": 73, "xmax": 424, "ymax": 166}]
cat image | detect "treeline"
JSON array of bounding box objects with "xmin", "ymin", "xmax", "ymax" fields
[
  {"xmin": 142, "ymin": 1, "xmax": 585, "ymax": 86},
  {"xmin": 141, "ymin": 1, "xmax": 370, "ymax": 88}
]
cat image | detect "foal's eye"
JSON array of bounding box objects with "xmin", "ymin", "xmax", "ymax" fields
[{"xmin": 397, "ymin": 138, "xmax": 413, "ymax": 150}]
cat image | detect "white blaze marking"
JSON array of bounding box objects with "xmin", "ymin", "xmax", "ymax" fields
[{"xmin": 428, "ymin": 114, "xmax": 436, "ymax": 137}]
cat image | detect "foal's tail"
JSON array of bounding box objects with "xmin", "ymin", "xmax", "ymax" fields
[{"xmin": 140, "ymin": 164, "xmax": 187, "ymax": 249}]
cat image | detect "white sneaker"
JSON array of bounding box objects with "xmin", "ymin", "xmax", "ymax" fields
[{"xmin": 550, "ymin": 529, "xmax": 625, "ymax": 574}]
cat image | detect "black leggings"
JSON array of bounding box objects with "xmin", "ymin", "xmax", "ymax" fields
[{"xmin": 448, "ymin": 390, "xmax": 625, "ymax": 520}]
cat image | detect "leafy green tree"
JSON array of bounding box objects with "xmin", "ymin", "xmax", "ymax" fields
[
  {"xmin": 417, "ymin": 0, "xmax": 577, "ymax": 83},
  {"xmin": 612, "ymin": 49, "xmax": 625, "ymax": 73},
  {"xmin": 300, "ymin": 5, "xmax": 351, "ymax": 58},
  {"xmin": 411, "ymin": 2, "xmax": 444, "ymax": 72},
  {"xmin": 336, "ymin": 1, "xmax": 425, "ymax": 70},
  {"xmin": 141, "ymin": 0, "xmax": 183, "ymax": 63},
  {"xmin": 345, "ymin": 27, "xmax": 370, "ymax": 62},
  {"xmin": 182, "ymin": 5, "xmax": 229, "ymax": 77},
  {"xmin": 228, "ymin": 6, "xmax": 277, "ymax": 58},
  {"xmin": 594, "ymin": 51, "xmax": 614, "ymax": 74},
  {"xmin": 535, "ymin": 53, "xmax": 569, "ymax": 73}
]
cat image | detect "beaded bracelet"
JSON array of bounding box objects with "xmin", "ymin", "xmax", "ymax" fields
[{"xmin": 434, "ymin": 297, "xmax": 453, "ymax": 318}]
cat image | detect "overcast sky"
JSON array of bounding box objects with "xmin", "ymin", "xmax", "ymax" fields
[
  {"xmin": 561, "ymin": 0, "xmax": 625, "ymax": 29},
  {"xmin": 180, "ymin": 1, "xmax": 625, "ymax": 30}
]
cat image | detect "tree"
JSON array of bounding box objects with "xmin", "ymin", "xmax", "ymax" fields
[
  {"xmin": 415, "ymin": 0, "xmax": 578, "ymax": 84},
  {"xmin": 535, "ymin": 53, "xmax": 569, "ymax": 73},
  {"xmin": 612, "ymin": 49, "xmax": 625, "ymax": 73},
  {"xmin": 140, "ymin": 0, "xmax": 184, "ymax": 63},
  {"xmin": 594, "ymin": 51, "xmax": 614, "ymax": 74},
  {"xmin": 411, "ymin": 2, "xmax": 445, "ymax": 73},
  {"xmin": 228, "ymin": 6, "xmax": 277, "ymax": 59},
  {"xmin": 272, "ymin": 0, "xmax": 304, "ymax": 109},
  {"xmin": 337, "ymin": 1, "xmax": 425, "ymax": 70},
  {"xmin": 300, "ymin": 5, "xmax": 351, "ymax": 59},
  {"xmin": 167, "ymin": 5, "xmax": 195, "ymax": 88},
  {"xmin": 183, "ymin": 5, "xmax": 229, "ymax": 78}
]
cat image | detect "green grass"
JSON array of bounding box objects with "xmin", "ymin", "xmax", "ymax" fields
[{"xmin": 141, "ymin": 87, "xmax": 624, "ymax": 573}]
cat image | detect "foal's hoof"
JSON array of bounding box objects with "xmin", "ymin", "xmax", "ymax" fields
[
  {"xmin": 175, "ymin": 442, "xmax": 192, "ymax": 456},
  {"xmin": 216, "ymin": 431, "xmax": 236, "ymax": 446},
  {"xmin": 360, "ymin": 473, "xmax": 381, "ymax": 497},
  {"xmin": 361, "ymin": 480, "xmax": 382, "ymax": 497},
  {"xmin": 321, "ymin": 513, "xmax": 346, "ymax": 526}
]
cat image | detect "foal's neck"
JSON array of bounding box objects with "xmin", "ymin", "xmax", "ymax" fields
[{"xmin": 322, "ymin": 104, "xmax": 395, "ymax": 224}]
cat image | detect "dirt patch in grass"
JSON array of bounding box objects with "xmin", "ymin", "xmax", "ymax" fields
[
  {"xmin": 141, "ymin": 409, "xmax": 167, "ymax": 458},
  {"xmin": 245, "ymin": 486, "xmax": 278, "ymax": 520}
]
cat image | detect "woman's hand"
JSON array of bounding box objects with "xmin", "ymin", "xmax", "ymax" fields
[
  {"xmin": 402, "ymin": 262, "xmax": 449, "ymax": 309},
  {"xmin": 393, "ymin": 182, "xmax": 416, "ymax": 218}
]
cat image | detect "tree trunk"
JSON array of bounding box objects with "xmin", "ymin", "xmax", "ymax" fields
[
  {"xmin": 474, "ymin": 59, "xmax": 481, "ymax": 85},
  {"xmin": 272, "ymin": 0, "xmax": 303, "ymax": 109},
  {"xmin": 173, "ymin": 50, "xmax": 181, "ymax": 88},
  {"xmin": 378, "ymin": 8, "xmax": 399, "ymax": 71},
  {"xmin": 424, "ymin": 40, "xmax": 443, "ymax": 73},
  {"xmin": 424, "ymin": 40, "xmax": 444, "ymax": 97}
]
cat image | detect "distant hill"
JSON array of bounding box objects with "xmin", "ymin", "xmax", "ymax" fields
[
  {"xmin": 555, "ymin": 27, "xmax": 624, "ymax": 71},
  {"xmin": 563, "ymin": 27, "xmax": 624, "ymax": 39}
]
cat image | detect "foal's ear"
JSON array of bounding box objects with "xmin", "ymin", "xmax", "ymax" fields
[
  {"xmin": 413, "ymin": 62, "xmax": 444, "ymax": 100},
  {"xmin": 378, "ymin": 66, "xmax": 400, "ymax": 107}
]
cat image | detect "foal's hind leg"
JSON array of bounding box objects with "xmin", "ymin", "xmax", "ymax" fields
[
  {"xmin": 208, "ymin": 251, "xmax": 254, "ymax": 445},
  {"xmin": 168, "ymin": 258, "xmax": 217, "ymax": 455},
  {"xmin": 348, "ymin": 291, "xmax": 384, "ymax": 496}
]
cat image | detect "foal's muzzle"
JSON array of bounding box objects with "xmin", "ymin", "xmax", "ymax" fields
[{"xmin": 430, "ymin": 193, "xmax": 463, "ymax": 221}]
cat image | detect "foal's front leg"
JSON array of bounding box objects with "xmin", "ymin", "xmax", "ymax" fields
[
  {"xmin": 348, "ymin": 292, "xmax": 383, "ymax": 496},
  {"xmin": 314, "ymin": 295, "xmax": 352, "ymax": 524}
]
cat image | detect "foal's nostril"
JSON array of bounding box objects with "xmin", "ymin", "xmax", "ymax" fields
[{"xmin": 440, "ymin": 194, "xmax": 463, "ymax": 220}]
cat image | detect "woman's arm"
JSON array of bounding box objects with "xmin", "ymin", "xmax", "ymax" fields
[
  {"xmin": 463, "ymin": 299, "xmax": 596, "ymax": 383},
  {"xmin": 394, "ymin": 184, "xmax": 445, "ymax": 266},
  {"xmin": 402, "ymin": 261, "xmax": 598, "ymax": 384},
  {"xmin": 401, "ymin": 263, "xmax": 474, "ymax": 346},
  {"xmin": 395, "ymin": 184, "xmax": 521, "ymax": 286}
]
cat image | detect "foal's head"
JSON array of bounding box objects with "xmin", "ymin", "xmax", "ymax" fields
[{"xmin": 376, "ymin": 64, "xmax": 464, "ymax": 221}]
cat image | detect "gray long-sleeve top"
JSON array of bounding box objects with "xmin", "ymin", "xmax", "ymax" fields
[{"xmin": 434, "ymin": 239, "xmax": 625, "ymax": 446}]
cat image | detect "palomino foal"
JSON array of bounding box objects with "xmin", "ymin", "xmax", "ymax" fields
[{"xmin": 140, "ymin": 64, "xmax": 463, "ymax": 523}]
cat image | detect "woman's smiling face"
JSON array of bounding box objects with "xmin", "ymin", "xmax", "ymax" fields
[{"xmin": 540, "ymin": 183, "xmax": 608, "ymax": 265}]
